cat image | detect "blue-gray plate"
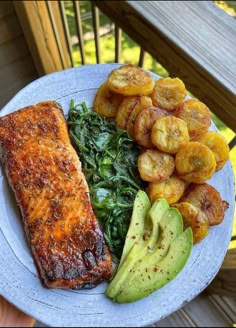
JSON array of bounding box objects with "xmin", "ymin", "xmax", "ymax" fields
[{"xmin": 0, "ymin": 64, "xmax": 234, "ymax": 327}]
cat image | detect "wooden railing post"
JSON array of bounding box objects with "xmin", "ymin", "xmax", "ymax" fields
[{"xmin": 13, "ymin": 0, "xmax": 70, "ymax": 76}]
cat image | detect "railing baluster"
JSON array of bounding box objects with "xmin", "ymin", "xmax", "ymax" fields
[
  {"xmin": 58, "ymin": 0, "xmax": 75, "ymax": 67},
  {"xmin": 73, "ymin": 1, "xmax": 85, "ymax": 65},
  {"xmin": 115, "ymin": 25, "xmax": 121, "ymax": 63},
  {"xmin": 229, "ymin": 135, "xmax": 236, "ymax": 241},
  {"xmin": 229, "ymin": 136, "xmax": 236, "ymax": 150},
  {"xmin": 91, "ymin": 4, "xmax": 101, "ymax": 64},
  {"xmin": 46, "ymin": 1, "xmax": 66, "ymax": 69},
  {"xmin": 138, "ymin": 48, "xmax": 145, "ymax": 68}
]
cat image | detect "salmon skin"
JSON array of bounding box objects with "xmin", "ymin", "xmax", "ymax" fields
[{"xmin": 0, "ymin": 101, "xmax": 113, "ymax": 289}]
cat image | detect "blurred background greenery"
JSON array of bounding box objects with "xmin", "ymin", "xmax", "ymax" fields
[{"xmin": 65, "ymin": 0, "xmax": 236, "ymax": 241}]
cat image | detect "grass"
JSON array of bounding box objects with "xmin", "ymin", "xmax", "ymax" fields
[{"xmin": 65, "ymin": 0, "xmax": 236, "ymax": 241}]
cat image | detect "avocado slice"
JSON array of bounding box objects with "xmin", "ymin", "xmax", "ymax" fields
[
  {"xmin": 114, "ymin": 227, "xmax": 193, "ymax": 303},
  {"xmin": 130, "ymin": 207, "xmax": 184, "ymax": 274},
  {"xmin": 106, "ymin": 198, "xmax": 169, "ymax": 299},
  {"xmin": 110, "ymin": 207, "xmax": 184, "ymax": 301},
  {"xmin": 119, "ymin": 190, "xmax": 151, "ymax": 268},
  {"xmin": 140, "ymin": 197, "xmax": 170, "ymax": 255}
]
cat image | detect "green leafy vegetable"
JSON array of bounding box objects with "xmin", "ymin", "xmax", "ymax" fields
[{"xmin": 67, "ymin": 101, "xmax": 146, "ymax": 260}]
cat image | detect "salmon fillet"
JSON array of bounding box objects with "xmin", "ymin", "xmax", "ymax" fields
[{"xmin": 0, "ymin": 101, "xmax": 113, "ymax": 289}]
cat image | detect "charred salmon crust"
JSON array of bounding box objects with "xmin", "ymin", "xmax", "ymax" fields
[{"xmin": 0, "ymin": 101, "xmax": 113, "ymax": 289}]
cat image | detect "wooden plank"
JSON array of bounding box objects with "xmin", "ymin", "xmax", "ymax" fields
[
  {"xmin": 74, "ymin": 1, "xmax": 86, "ymax": 65},
  {"xmin": 220, "ymin": 296, "xmax": 236, "ymax": 322},
  {"xmin": 221, "ymin": 247, "xmax": 236, "ymax": 270},
  {"xmin": 0, "ymin": 10, "xmax": 23, "ymax": 43},
  {"xmin": 0, "ymin": 1, "xmax": 14, "ymax": 19},
  {"xmin": 0, "ymin": 1, "xmax": 38, "ymax": 109},
  {"xmin": 206, "ymin": 269, "xmax": 236, "ymax": 296},
  {"xmin": 154, "ymin": 293, "xmax": 233, "ymax": 327},
  {"xmin": 46, "ymin": 1, "xmax": 71, "ymax": 69},
  {"xmin": 0, "ymin": 36, "xmax": 29, "ymax": 69},
  {"xmin": 0, "ymin": 69, "xmax": 37, "ymax": 110},
  {"xmin": 13, "ymin": 0, "xmax": 64, "ymax": 75},
  {"xmin": 138, "ymin": 48, "xmax": 145, "ymax": 68},
  {"xmin": 114, "ymin": 24, "xmax": 121, "ymax": 63},
  {"xmin": 209, "ymin": 295, "xmax": 236, "ymax": 323},
  {"xmin": 58, "ymin": 0, "xmax": 75, "ymax": 67},
  {"xmin": 92, "ymin": 4, "xmax": 101, "ymax": 64},
  {"xmin": 206, "ymin": 247, "xmax": 236, "ymax": 297},
  {"xmin": 0, "ymin": 55, "xmax": 37, "ymax": 92},
  {"xmin": 153, "ymin": 309, "xmax": 197, "ymax": 327},
  {"xmin": 181, "ymin": 294, "xmax": 233, "ymax": 327},
  {"xmin": 95, "ymin": 1, "xmax": 236, "ymax": 131},
  {"xmin": 229, "ymin": 136, "xmax": 236, "ymax": 149}
]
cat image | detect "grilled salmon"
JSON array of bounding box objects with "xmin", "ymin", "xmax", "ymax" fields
[{"xmin": 0, "ymin": 101, "xmax": 113, "ymax": 289}]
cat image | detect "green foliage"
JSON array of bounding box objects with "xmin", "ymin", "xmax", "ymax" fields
[
  {"xmin": 64, "ymin": 1, "xmax": 169, "ymax": 77},
  {"xmin": 214, "ymin": 1, "xmax": 236, "ymax": 16}
]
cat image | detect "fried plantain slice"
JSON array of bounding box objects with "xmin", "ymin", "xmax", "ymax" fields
[
  {"xmin": 181, "ymin": 183, "xmax": 229, "ymax": 226},
  {"xmin": 175, "ymin": 99, "xmax": 211, "ymax": 138},
  {"xmin": 175, "ymin": 141, "xmax": 216, "ymax": 183},
  {"xmin": 150, "ymin": 77, "xmax": 186, "ymax": 111},
  {"xmin": 134, "ymin": 106, "xmax": 169, "ymax": 148},
  {"xmin": 151, "ymin": 116, "xmax": 190, "ymax": 154},
  {"xmin": 115, "ymin": 96, "xmax": 140, "ymax": 130},
  {"xmin": 173, "ymin": 201, "xmax": 209, "ymax": 244},
  {"xmin": 148, "ymin": 175, "xmax": 185, "ymax": 204},
  {"xmin": 93, "ymin": 82, "xmax": 124, "ymax": 118},
  {"xmin": 194, "ymin": 131, "xmax": 229, "ymax": 171},
  {"xmin": 107, "ymin": 64, "xmax": 155, "ymax": 96},
  {"xmin": 126, "ymin": 96, "xmax": 152, "ymax": 139},
  {"xmin": 138, "ymin": 149, "xmax": 175, "ymax": 183}
]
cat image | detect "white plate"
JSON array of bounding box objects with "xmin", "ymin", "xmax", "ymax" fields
[{"xmin": 0, "ymin": 64, "xmax": 235, "ymax": 327}]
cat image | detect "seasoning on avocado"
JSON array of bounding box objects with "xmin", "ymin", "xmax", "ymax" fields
[{"xmin": 105, "ymin": 191, "xmax": 193, "ymax": 303}]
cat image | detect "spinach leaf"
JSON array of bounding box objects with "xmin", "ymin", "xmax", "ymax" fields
[{"xmin": 67, "ymin": 101, "xmax": 146, "ymax": 260}]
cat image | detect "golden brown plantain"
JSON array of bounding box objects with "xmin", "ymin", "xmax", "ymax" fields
[
  {"xmin": 151, "ymin": 116, "xmax": 190, "ymax": 154},
  {"xmin": 173, "ymin": 202, "xmax": 209, "ymax": 244},
  {"xmin": 107, "ymin": 64, "xmax": 155, "ymax": 96},
  {"xmin": 147, "ymin": 175, "xmax": 185, "ymax": 204},
  {"xmin": 181, "ymin": 183, "xmax": 229, "ymax": 226},
  {"xmin": 175, "ymin": 141, "xmax": 216, "ymax": 183},
  {"xmin": 133, "ymin": 106, "xmax": 168, "ymax": 148},
  {"xmin": 150, "ymin": 77, "xmax": 186, "ymax": 111},
  {"xmin": 194, "ymin": 131, "xmax": 229, "ymax": 171},
  {"xmin": 138, "ymin": 149, "xmax": 175, "ymax": 183},
  {"xmin": 115, "ymin": 96, "xmax": 140, "ymax": 130},
  {"xmin": 126, "ymin": 96, "xmax": 152, "ymax": 139},
  {"xmin": 175, "ymin": 99, "xmax": 211, "ymax": 138},
  {"xmin": 93, "ymin": 82, "xmax": 124, "ymax": 118}
]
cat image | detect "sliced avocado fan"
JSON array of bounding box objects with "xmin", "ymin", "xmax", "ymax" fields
[
  {"xmin": 105, "ymin": 191, "xmax": 193, "ymax": 303},
  {"xmin": 115, "ymin": 227, "xmax": 193, "ymax": 303},
  {"xmin": 106, "ymin": 192, "xmax": 169, "ymax": 299}
]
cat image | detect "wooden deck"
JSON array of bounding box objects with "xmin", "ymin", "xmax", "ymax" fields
[{"xmin": 155, "ymin": 294, "xmax": 236, "ymax": 327}]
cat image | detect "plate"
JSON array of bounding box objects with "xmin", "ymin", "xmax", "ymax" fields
[{"xmin": 0, "ymin": 64, "xmax": 235, "ymax": 327}]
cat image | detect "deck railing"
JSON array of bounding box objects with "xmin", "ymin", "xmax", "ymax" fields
[
  {"xmin": 14, "ymin": 1, "xmax": 236, "ymax": 125},
  {"xmin": 13, "ymin": 0, "xmax": 236, "ymax": 291}
]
